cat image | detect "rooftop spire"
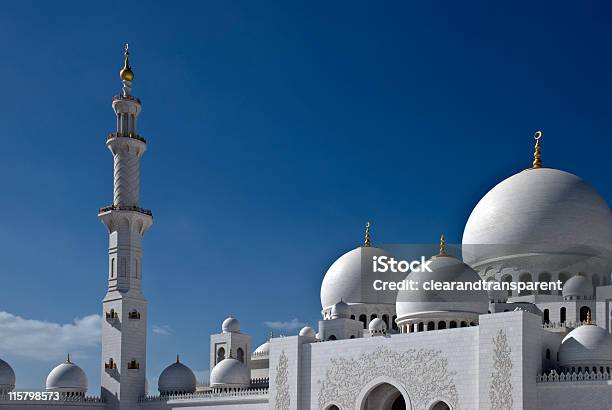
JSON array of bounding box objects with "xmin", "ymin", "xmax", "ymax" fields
[
  {"xmin": 586, "ymin": 311, "xmax": 593, "ymax": 325},
  {"xmin": 439, "ymin": 234, "xmax": 446, "ymax": 256},
  {"xmin": 176, "ymin": 354, "xmax": 180, "ymax": 363},
  {"xmin": 363, "ymin": 222, "xmax": 371, "ymax": 247},
  {"xmin": 119, "ymin": 43, "xmax": 134, "ymax": 82},
  {"xmin": 66, "ymin": 353, "xmax": 71, "ymax": 364},
  {"xmin": 532, "ymin": 130, "xmax": 542, "ymax": 169}
]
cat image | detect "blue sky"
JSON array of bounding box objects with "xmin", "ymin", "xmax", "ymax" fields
[{"xmin": 1, "ymin": 0, "xmax": 612, "ymax": 392}]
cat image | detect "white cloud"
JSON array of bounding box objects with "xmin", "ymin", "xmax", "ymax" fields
[
  {"xmin": 152, "ymin": 324, "xmax": 173, "ymax": 336},
  {"xmin": 0, "ymin": 311, "xmax": 100, "ymax": 361},
  {"xmin": 263, "ymin": 318, "xmax": 306, "ymax": 330}
]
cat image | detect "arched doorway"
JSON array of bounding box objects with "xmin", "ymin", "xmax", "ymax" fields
[
  {"xmin": 580, "ymin": 306, "xmax": 591, "ymax": 322},
  {"xmin": 430, "ymin": 401, "xmax": 451, "ymax": 410},
  {"xmin": 358, "ymin": 380, "xmax": 411, "ymax": 410}
]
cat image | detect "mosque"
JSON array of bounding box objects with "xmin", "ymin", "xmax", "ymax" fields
[{"xmin": 1, "ymin": 46, "xmax": 612, "ymax": 410}]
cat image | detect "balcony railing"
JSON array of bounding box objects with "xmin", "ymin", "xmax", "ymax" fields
[
  {"xmin": 98, "ymin": 205, "xmax": 153, "ymax": 217},
  {"xmin": 107, "ymin": 132, "xmax": 147, "ymax": 143},
  {"xmin": 112, "ymin": 94, "xmax": 142, "ymax": 104}
]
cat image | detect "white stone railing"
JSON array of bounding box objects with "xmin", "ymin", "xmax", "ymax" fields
[
  {"xmin": 139, "ymin": 387, "xmax": 269, "ymax": 402},
  {"xmin": 541, "ymin": 321, "xmax": 595, "ymax": 329},
  {"xmin": 537, "ymin": 370, "xmax": 612, "ymax": 383},
  {"xmin": 251, "ymin": 351, "xmax": 269, "ymax": 359}
]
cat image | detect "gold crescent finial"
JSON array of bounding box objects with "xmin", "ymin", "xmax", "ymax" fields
[
  {"xmin": 120, "ymin": 43, "xmax": 134, "ymax": 81},
  {"xmin": 364, "ymin": 222, "xmax": 371, "ymax": 247},
  {"xmin": 586, "ymin": 310, "xmax": 592, "ymax": 325},
  {"xmin": 532, "ymin": 130, "xmax": 542, "ymax": 168},
  {"xmin": 439, "ymin": 233, "xmax": 446, "ymax": 256}
]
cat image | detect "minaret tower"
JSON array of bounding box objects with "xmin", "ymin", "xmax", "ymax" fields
[{"xmin": 99, "ymin": 44, "xmax": 152, "ymax": 409}]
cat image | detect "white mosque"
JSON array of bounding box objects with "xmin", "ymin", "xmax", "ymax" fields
[{"xmin": 1, "ymin": 47, "xmax": 612, "ymax": 410}]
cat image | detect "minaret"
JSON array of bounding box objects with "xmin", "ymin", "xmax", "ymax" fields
[{"xmin": 99, "ymin": 44, "xmax": 152, "ymax": 409}]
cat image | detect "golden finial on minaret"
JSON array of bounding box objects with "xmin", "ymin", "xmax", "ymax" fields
[
  {"xmin": 586, "ymin": 311, "xmax": 593, "ymax": 325},
  {"xmin": 532, "ymin": 130, "xmax": 542, "ymax": 169},
  {"xmin": 439, "ymin": 233, "xmax": 446, "ymax": 256},
  {"xmin": 364, "ymin": 222, "xmax": 371, "ymax": 247},
  {"xmin": 120, "ymin": 43, "xmax": 134, "ymax": 82}
]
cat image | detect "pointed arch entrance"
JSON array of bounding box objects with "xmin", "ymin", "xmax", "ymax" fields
[{"xmin": 357, "ymin": 377, "xmax": 412, "ymax": 410}]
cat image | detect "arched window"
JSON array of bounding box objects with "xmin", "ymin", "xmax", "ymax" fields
[
  {"xmin": 350, "ymin": 314, "xmax": 355, "ymax": 320},
  {"xmin": 560, "ymin": 307, "xmax": 566, "ymax": 323},
  {"xmin": 449, "ymin": 321, "xmax": 457, "ymax": 328},
  {"xmin": 418, "ymin": 322, "xmax": 424, "ymax": 332},
  {"xmin": 359, "ymin": 314, "xmax": 367, "ymax": 329},
  {"xmin": 216, "ymin": 347, "xmax": 225, "ymax": 364},
  {"xmin": 110, "ymin": 258, "xmax": 115, "ymax": 278},
  {"xmin": 382, "ymin": 314, "xmax": 389, "ymax": 328},
  {"xmin": 431, "ymin": 401, "xmax": 451, "ymax": 410},
  {"xmin": 460, "ymin": 321, "xmax": 467, "ymax": 327},
  {"xmin": 438, "ymin": 321, "xmax": 446, "ymax": 329},
  {"xmin": 543, "ymin": 309, "xmax": 550, "ymax": 324},
  {"xmin": 328, "ymin": 335, "xmax": 337, "ymax": 341},
  {"xmin": 370, "ymin": 314, "xmax": 378, "ymax": 321},
  {"xmin": 538, "ymin": 273, "xmax": 551, "ymax": 294},
  {"xmin": 518, "ymin": 272, "xmax": 532, "ymax": 295},
  {"xmin": 327, "ymin": 406, "xmax": 340, "ymax": 410},
  {"xmin": 545, "ymin": 349, "xmax": 550, "ymax": 360},
  {"xmin": 427, "ymin": 321, "xmax": 434, "ymax": 331},
  {"xmin": 350, "ymin": 335, "xmax": 355, "ymax": 339},
  {"xmin": 580, "ymin": 306, "xmax": 591, "ymax": 322},
  {"xmin": 237, "ymin": 348, "xmax": 244, "ymax": 363}
]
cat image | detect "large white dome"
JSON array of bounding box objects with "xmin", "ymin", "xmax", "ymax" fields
[
  {"xmin": 559, "ymin": 325, "xmax": 612, "ymax": 368},
  {"xmin": 320, "ymin": 245, "xmax": 397, "ymax": 309},
  {"xmin": 396, "ymin": 255, "xmax": 489, "ymax": 320},
  {"xmin": 46, "ymin": 358, "xmax": 87, "ymax": 394},
  {"xmin": 209, "ymin": 358, "xmax": 250, "ymax": 388},
  {"xmin": 0, "ymin": 358, "xmax": 15, "ymax": 392},
  {"xmin": 462, "ymin": 168, "xmax": 612, "ymax": 267},
  {"xmin": 158, "ymin": 357, "xmax": 197, "ymax": 395}
]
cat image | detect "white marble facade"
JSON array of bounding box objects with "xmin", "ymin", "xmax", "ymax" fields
[{"xmin": 2, "ymin": 52, "xmax": 612, "ymax": 410}]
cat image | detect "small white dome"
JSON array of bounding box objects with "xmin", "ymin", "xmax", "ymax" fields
[
  {"xmin": 158, "ymin": 357, "xmax": 197, "ymax": 395},
  {"xmin": 562, "ymin": 274, "xmax": 593, "ymax": 298},
  {"xmin": 369, "ymin": 317, "xmax": 387, "ymax": 333},
  {"xmin": 330, "ymin": 300, "xmax": 351, "ymax": 319},
  {"xmin": 320, "ymin": 246, "xmax": 398, "ymax": 309},
  {"xmin": 252, "ymin": 341, "xmax": 270, "ymax": 357},
  {"xmin": 209, "ymin": 358, "xmax": 250, "ymax": 388},
  {"xmin": 0, "ymin": 358, "xmax": 15, "ymax": 392},
  {"xmin": 46, "ymin": 358, "xmax": 87, "ymax": 393},
  {"xmin": 222, "ymin": 316, "xmax": 240, "ymax": 333},
  {"xmin": 559, "ymin": 325, "xmax": 612, "ymax": 368},
  {"xmin": 299, "ymin": 326, "xmax": 316, "ymax": 338}
]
